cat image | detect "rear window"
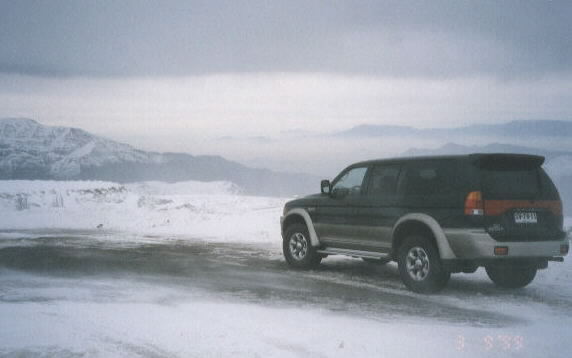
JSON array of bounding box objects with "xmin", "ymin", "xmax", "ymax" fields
[{"xmin": 481, "ymin": 168, "xmax": 559, "ymax": 200}]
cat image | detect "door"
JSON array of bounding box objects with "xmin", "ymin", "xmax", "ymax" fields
[
  {"xmin": 314, "ymin": 166, "xmax": 369, "ymax": 249},
  {"xmin": 358, "ymin": 164, "xmax": 403, "ymax": 252}
]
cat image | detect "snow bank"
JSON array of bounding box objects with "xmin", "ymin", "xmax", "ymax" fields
[
  {"xmin": 126, "ymin": 180, "xmax": 242, "ymax": 195},
  {"xmin": 0, "ymin": 180, "xmax": 287, "ymax": 243},
  {"xmin": 0, "ymin": 180, "xmax": 120, "ymax": 193}
]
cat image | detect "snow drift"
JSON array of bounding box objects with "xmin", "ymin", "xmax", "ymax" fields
[{"xmin": 0, "ymin": 180, "xmax": 287, "ymax": 243}]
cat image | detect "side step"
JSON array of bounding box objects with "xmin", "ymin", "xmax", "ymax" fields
[{"xmin": 317, "ymin": 247, "xmax": 391, "ymax": 260}]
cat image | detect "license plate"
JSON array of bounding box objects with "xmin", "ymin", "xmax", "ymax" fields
[{"xmin": 514, "ymin": 212, "xmax": 537, "ymax": 224}]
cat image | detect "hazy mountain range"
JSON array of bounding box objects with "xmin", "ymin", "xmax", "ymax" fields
[
  {"xmin": 217, "ymin": 119, "xmax": 572, "ymax": 176},
  {"xmin": 335, "ymin": 120, "xmax": 572, "ymax": 139},
  {"xmin": 0, "ymin": 118, "xmax": 318, "ymax": 196}
]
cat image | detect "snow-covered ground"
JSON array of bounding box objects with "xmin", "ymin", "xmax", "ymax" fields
[
  {"xmin": 1, "ymin": 180, "xmax": 571, "ymax": 357},
  {"xmin": 0, "ymin": 270, "xmax": 568, "ymax": 358},
  {"xmin": 0, "ymin": 180, "xmax": 286, "ymax": 243}
]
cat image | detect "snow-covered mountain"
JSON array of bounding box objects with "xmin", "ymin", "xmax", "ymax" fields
[
  {"xmin": 0, "ymin": 118, "xmax": 317, "ymax": 196},
  {"xmin": 0, "ymin": 118, "xmax": 156, "ymax": 179}
]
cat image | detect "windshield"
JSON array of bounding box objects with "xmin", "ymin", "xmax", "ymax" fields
[{"xmin": 332, "ymin": 166, "xmax": 368, "ymax": 195}]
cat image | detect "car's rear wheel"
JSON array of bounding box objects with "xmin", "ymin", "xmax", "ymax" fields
[
  {"xmin": 283, "ymin": 223, "xmax": 322, "ymax": 269},
  {"xmin": 397, "ymin": 236, "xmax": 450, "ymax": 293},
  {"xmin": 485, "ymin": 265, "xmax": 537, "ymax": 289}
]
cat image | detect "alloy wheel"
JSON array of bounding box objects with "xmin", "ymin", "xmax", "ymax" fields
[
  {"xmin": 288, "ymin": 232, "xmax": 308, "ymax": 261},
  {"xmin": 405, "ymin": 246, "xmax": 430, "ymax": 281}
]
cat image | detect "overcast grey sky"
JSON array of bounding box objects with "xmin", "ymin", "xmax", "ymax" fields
[
  {"xmin": 0, "ymin": 0, "xmax": 571, "ymax": 173},
  {"xmin": 1, "ymin": 0, "xmax": 571, "ymax": 78}
]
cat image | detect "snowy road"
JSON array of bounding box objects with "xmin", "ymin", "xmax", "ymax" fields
[{"xmin": 1, "ymin": 231, "xmax": 571, "ymax": 357}]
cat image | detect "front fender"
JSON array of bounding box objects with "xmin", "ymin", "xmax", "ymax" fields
[{"xmin": 282, "ymin": 208, "xmax": 321, "ymax": 247}]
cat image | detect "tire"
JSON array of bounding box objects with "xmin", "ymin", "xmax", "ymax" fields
[
  {"xmin": 397, "ymin": 236, "xmax": 450, "ymax": 293},
  {"xmin": 283, "ymin": 223, "xmax": 322, "ymax": 269},
  {"xmin": 485, "ymin": 265, "xmax": 537, "ymax": 289},
  {"xmin": 362, "ymin": 257, "xmax": 391, "ymax": 265}
]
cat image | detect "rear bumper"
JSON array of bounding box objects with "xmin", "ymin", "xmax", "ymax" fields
[{"xmin": 444, "ymin": 228, "xmax": 569, "ymax": 260}]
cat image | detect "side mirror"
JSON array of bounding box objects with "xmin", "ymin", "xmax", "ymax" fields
[{"xmin": 320, "ymin": 180, "xmax": 331, "ymax": 195}]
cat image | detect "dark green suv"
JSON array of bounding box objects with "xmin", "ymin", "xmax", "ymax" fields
[{"xmin": 280, "ymin": 154, "xmax": 569, "ymax": 293}]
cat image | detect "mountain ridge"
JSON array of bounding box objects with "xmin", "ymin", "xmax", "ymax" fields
[{"xmin": 0, "ymin": 118, "xmax": 317, "ymax": 196}]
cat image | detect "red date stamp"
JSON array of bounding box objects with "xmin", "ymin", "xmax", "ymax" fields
[{"xmin": 456, "ymin": 334, "xmax": 524, "ymax": 352}]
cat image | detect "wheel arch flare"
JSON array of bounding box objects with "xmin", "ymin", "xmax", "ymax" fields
[
  {"xmin": 282, "ymin": 208, "xmax": 321, "ymax": 247},
  {"xmin": 391, "ymin": 213, "xmax": 457, "ymax": 260}
]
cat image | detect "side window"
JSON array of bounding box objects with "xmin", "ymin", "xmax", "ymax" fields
[
  {"xmin": 332, "ymin": 167, "xmax": 368, "ymax": 197},
  {"xmin": 367, "ymin": 165, "xmax": 401, "ymax": 199},
  {"xmin": 404, "ymin": 167, "xmax": 440, "ymax": 196},
  {"xmin": 402, "ymin": 160, "xmax": 459, "ymax": 204}
]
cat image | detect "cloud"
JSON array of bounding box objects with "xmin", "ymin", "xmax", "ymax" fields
[
  {"xmin": 0, "ymin": 0, "xmax": 570, "ymax": 78},
  {"xmin": 1, "ymin": 72, "xmax": 570, "ymax": 144}
]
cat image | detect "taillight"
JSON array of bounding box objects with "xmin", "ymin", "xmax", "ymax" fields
[
  {"xmin": 554, "ymin": 201, "xmax": 563, "ymax": 216},
  {"xmin": 465, "ymin": 191, "xmax": 484, "ymax": 216},
  {"xmin": 494, "ymin": 246, "xmax": 509, "ymax": 256},
  {"xmin": 484, "ymin": 199, "xmax": 562, "ymax": 216}
]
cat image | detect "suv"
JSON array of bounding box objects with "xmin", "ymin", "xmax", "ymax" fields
[{"xmin": 280, "ymin": 154, "xmax": 569, "ymax": 293}]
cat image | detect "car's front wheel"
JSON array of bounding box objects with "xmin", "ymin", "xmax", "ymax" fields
[
  {"xmin": 397, "ymin": 236, "xmax": 450, "ymax": 293},
  {"xmin": 485, "ymin": 265, "xmax": 537, "ymax": 289},
  {"xmin": 283, "ymin": 223, "xmax": 322, "ymax": 269}
]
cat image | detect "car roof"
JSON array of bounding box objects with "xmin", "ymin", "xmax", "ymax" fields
[{"xmin": 347, "ymin": 153, "xmax": 545, "ymax": 168}]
